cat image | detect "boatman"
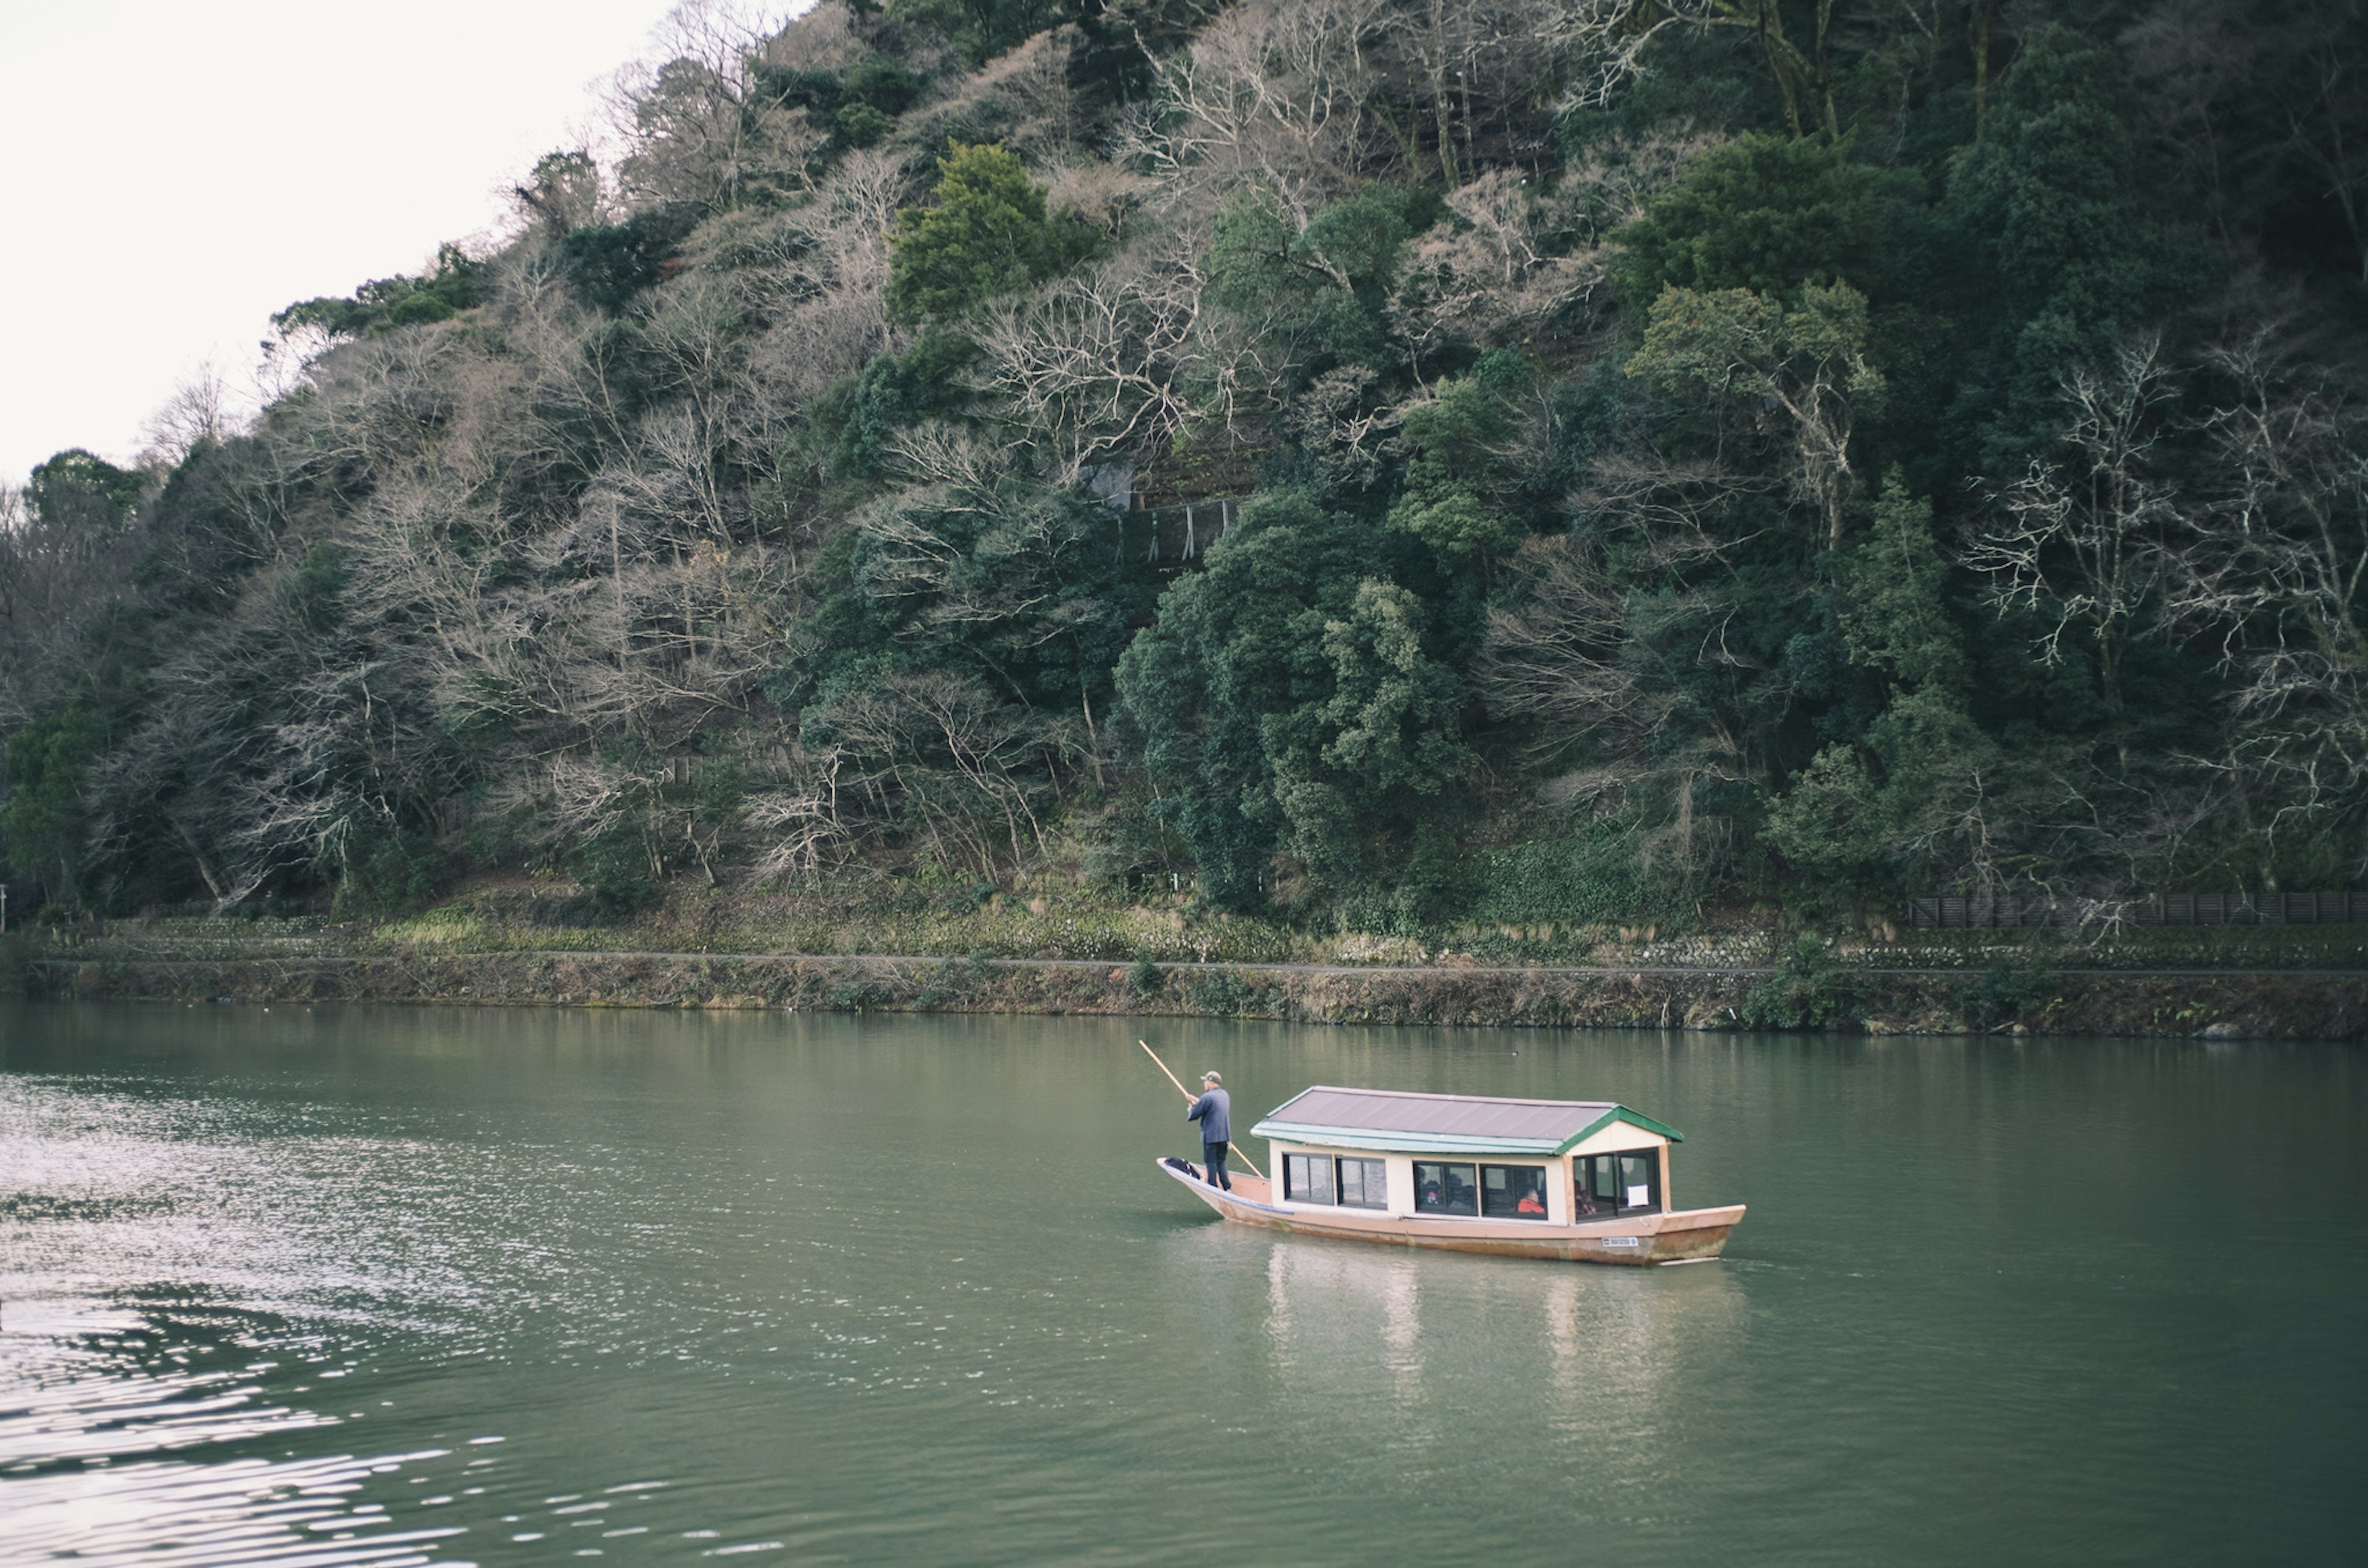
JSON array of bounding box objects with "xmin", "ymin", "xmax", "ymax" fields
[{"xmin": 1186, "ymin": 1070, "xmax": 1232, "ymax": 1192}]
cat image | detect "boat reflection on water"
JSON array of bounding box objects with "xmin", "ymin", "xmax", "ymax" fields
[
  {"xmin": 1236, "ymin": 1231, "xmax": 1746, "ymax": 1444},
  {"xmin": 1264, "ymin": 1239, "xmax": 1431, "ymax": 1413}
]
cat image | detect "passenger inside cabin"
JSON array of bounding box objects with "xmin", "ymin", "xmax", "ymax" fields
[
  {"xmin": 1415, "ymin": 1162, "xmax": 1481, "ymax": 1215},
  {"xmin": 1481, "ymin": 1163, "xmax": 1549, "ymax": 1218}
]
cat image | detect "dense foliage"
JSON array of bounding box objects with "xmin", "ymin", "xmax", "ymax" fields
[{"xmin": 5, "ymin": 0, "xmax": 2366, "ymax": 932}]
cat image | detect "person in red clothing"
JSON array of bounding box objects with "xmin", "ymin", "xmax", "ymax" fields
[{"xmin": 1516, "ymin": 1188, "xmax": 1547, "ymax": 1216}]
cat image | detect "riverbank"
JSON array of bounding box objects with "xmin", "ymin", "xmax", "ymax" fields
[
  {"xmin": 12, "ymin": 872, "xmax": 2365, "ymax": 1036},
  {"xmin": 29, "ymin": 946, "xmax": 2364, "ymax": 1038}
]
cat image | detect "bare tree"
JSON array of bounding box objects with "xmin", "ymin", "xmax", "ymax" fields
[
  {"xmin": 975, "ymin": 242, "xmax": 1208, "ymax": 475},
  {"xmin": 1969, "ymin": 335, "xmax": 2182, "ymax": 755},
  {"xmin": 2162, "ymin": 332, "xmax": 2368, "ymax": 866},
  {"xmin": 905, "ymin": 28, "xmax": 1088, "ymax": 166},
  {"xmin": 608, "ymin": 1, "xmax": 823, "ymax": 214},
  {"xmin": 1551, "ymin": 0, "xmax": 1845, "ymax": 140},
  {"xmin": 1475, "ymin": 453, "xmax": 1762, "ymax": 881},
  {"xmin": 744, "ymin": 743, "xmax": 853, "ymax": 879},
  {"xmin": 2287, "ymin": 31, "xmax": 2368, "ymax": 285},
  {"xmin": 738, "ymin": 170, "xmax": 906, "ymax": 429},
  {"xmin": 802, "ymin": 668, "xmax": 1079, "ymax": 867},
  {"xmin": 137, "ymin": 362, "xmax": 237, "ymax": 470},
  {"xmin": 1377, "ymin": 0, "xmax": 1566, "ymax": 186},
  {"xmin": 1126, "ymin": 0, "xmax": 1394, "ymax": 229}
]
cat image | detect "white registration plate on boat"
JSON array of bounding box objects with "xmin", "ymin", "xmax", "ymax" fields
[{"xmin": 1600, "ymin": 1236, "xmax": 1639, "ymax": 1249}]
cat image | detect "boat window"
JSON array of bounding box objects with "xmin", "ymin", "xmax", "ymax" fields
[
  {"xmin": 1284, "ymin": 1154, "xmax": 1336, "ymax": 1204},
  {"xmin": 1481, "ymin": 1164, "xmax": 1550, "ymax": 1220},
  {"xmin": 1413, "ymin": 1162, "xmax": 1478, "ymax": 1216},
  {"xmin": 1336, "ymin": 1158, "xmax": 1388, "ymax": 1210},
  {"xmin": 1573, "ymin": 1150, "xmax": 1661, "ymax": 1217}
]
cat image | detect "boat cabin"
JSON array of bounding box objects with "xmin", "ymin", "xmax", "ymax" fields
[{"xmin": 1251, "ymin": 1085, "xmax": 1682, "ymax": 1226}]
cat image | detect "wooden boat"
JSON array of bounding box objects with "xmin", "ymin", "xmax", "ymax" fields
[{"xmin": 1158, "ymin": 1085, "xmax": 1744, "ymax": 1266}]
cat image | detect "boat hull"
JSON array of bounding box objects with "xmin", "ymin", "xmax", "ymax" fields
[{"xmin": 1156, "ymin": 1157, "xmax": 1742, "ymax": 1266}]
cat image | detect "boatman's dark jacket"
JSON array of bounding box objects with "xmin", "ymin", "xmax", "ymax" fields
[{"xmin": 1186, "ymin": 1088, "xmax": 1230, "ymax": 1145}]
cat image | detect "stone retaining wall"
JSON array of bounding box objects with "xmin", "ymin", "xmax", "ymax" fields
[{"xmin": 31, "ymin": 953, "xmax": 2366, "ymax": 1038}]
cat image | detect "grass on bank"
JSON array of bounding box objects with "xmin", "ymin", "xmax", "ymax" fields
[{"xmin": 45, "ymin": 864, "xmax": 2368, "ymax": 976}]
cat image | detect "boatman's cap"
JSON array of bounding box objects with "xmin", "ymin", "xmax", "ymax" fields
[{"xmin": 1202, "ymin": 1070, "xmax": 1222, "ymax": 1085}]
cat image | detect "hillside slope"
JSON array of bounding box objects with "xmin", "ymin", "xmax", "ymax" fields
[{"xmin": 4, "ymin": 0, "xmax": 2364, "ymax": 942}]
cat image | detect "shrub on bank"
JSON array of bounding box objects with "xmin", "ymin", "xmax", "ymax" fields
[
  {"xmin": 0, "ymin": 932, "xmax": 39, "ymax": 999},
  {"xmin": 1741, "ymin": 934, "xmax": 1857, "ymax": 1029}
]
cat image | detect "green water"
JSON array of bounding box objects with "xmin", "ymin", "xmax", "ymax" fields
[{"xmin": 2, "ymin": 1003, "xmax": 2361, "ymax": 1564}]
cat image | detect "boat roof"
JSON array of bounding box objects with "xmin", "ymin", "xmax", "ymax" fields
[{"xmin": 1251, "ymin": 1085, "xmax": 1682, "ymax": 1156}]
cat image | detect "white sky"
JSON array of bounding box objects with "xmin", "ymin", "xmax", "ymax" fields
[{"xmin": 0, "ymin": 0, "xmax": 714, "ymax": 488}]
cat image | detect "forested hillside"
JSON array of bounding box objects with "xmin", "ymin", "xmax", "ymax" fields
[{"xmin": 4, "ymin": 0, "xmax": 2364, "ymax": 937}]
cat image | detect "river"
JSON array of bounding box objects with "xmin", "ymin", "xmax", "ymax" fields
[{"xmin": 2, "ymin": 1003, "xmax": 2361, "ymax": 1564}]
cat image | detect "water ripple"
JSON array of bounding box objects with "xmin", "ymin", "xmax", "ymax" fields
[{"xmin": 4, "ymin": 1004, "xmax": 2362, "ymax": 1565}]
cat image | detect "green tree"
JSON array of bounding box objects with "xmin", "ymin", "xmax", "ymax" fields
[
  {"xmin": 271, "ymin": 244, "xmax": 487, "ymax": 342},
  {"xmin": 1115, "ymin": 494, "xmax": 1473, "ymax": 913},
  {"xmin": 1293, "ymin": 187, "xmax": 1423, "ymax": 293},
  {"xmin": 1628, "ymin": 281, "xmax": 1885, "ymax": 546},
  {"xmin": 886, "ymin": 142, "xmax": 1099, "ymax": 323},
  {"xmin": 27, "ymin": 449, "xmax": 144, "ymax": 532},
  {"xmin": 1616, "ymin": 133, "xmax": 1917, "ymax": 303},
  {"xmin": 1059, "ymin": 0, "xmax": 1217, "ymax": 118},
  {"xmin": 1, "ymin": 707, "xmax": 105, "ymax": 909},
  {"xmin": 1837, "ymin": 474, "xmax": 1964, "ymax": 692},
  {"xmin": 1193, "ymin": 185, "xmax": 1448, "ymax": 503},
  {"xmin": 559, "ymin": 208, "xmax": 699, "ymax": 314},
  {"xmin": 1762, "ymin": 684, "xmax": 2004, "ymax": 893},
  {"xmin": 758, "ymin": 54, "xmax": 923, "ymax": 151},
  {"xmin": 1387, "ymin": 377, "xmax": 1522, "ymax": 554},
  {"xmin": 841, "ymin": 477, "xmax": 1146, "ymax": 712},
  {"xmin": 828, "ymin": 332, "xmax": 978, "ymax": 480},
  {"xmin": 888, "ymin": 0, "xmax": 1059, "ymax": 62},
  {"xmin": 1282, "ymin": 578, "xmax": 1474, "ymax": 895},
  {"xmin": 1762, "ymin": 478, "xmax": 2007, "ymax": 893},
  {"xmin": 1940, "ymin": 25, "xmax": 2185, "ymax": 472}
]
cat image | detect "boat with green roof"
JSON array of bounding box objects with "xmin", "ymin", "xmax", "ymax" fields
[{"xmin": 1158, "ymin": 1085, "xmax": 1745, "ymax": 1265}]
